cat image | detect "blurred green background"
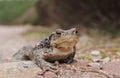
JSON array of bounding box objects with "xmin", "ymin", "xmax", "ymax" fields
[
  {"xmin": 0, "ymin": 0, "xmax": 120, "ymax": 35},
  {"xmin": 0, "ymin": 0, "xmax": 36, "ymax": 24}
]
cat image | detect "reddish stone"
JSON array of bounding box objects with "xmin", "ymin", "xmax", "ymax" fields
[
  {"xmin": 37, "ymin": 71, "xmax": 43, "ymax": 75},
  {"xmin": 44, "ymin": 71, "xmax": 57, "ymax": 78}
]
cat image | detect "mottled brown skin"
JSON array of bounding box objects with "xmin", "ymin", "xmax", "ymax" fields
[{"xmin": 13, "ymin": 28, "xmax": 78, "ymax": 72}]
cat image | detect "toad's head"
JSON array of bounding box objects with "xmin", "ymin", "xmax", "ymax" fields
[{"xmin": 49, "ymin": 28, "xmax": 78, "ymax": 52}]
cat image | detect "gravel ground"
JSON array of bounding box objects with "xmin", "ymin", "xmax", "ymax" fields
[{"xmin": 0, "ymin": 26, "xmax": 120, "ymax": 78}]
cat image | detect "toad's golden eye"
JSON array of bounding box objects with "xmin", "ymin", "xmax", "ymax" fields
[
  {"xmin": 73, "ymin": 30, "xmax": 78, "ymax": 34},
  {"xmin": 56, "ymin": 32, "xmax": 61, "ymax": 35},
  {"xmin": 56, "ymin": 31, "xmax": 62, "ymax": 37}
]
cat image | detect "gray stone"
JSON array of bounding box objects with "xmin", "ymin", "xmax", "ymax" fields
[
  {"xmin": 91, "ymin": 50, "xmax": 101, "ymax": 56},
  {"xmin": 88, "ymin": 62, "xmax": 102, "ymax": 69},
  {"xmin": 0, "ymin": 61, "xmax": 42, "ymax": 78},
  {"xmin": 102, "ymin": 57, "xmax": 110, "ymax": 64}
]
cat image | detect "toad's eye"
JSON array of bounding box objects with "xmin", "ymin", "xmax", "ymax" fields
[
  {"xmin": 56, "ymin": 32, "xmax": 61, "ymax": 35},
  {"xmin": 56, "ymin": 32, "xmax": 62, "ymax": 38},
  {"xmin": 73, "ymin": 30, "xmax": 78, "ymax": 34}
]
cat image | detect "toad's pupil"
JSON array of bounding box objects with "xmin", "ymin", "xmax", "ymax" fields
[
  {"xmin": 76, "ymin": 30, "xmax": 78, "ymax": 34},
  {"xmin": 56, "ymin": 32, "xmax": 61, "ymax": 35}
]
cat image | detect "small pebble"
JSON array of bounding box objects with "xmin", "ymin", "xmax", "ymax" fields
[
  {"xmin": 117, "ymin": 52, "xmax": 120, "ymax": 56},
  {"xmin": 44, "ymin": 71, "xmax": 57, "ymax": 78},
  {"xmin": 87, "ymin": 62, "xmax": 102, "ymax": 69},
  {"xmin": 102, "ymin": 57, "xmax": 110, "ymax": 64},
  {"xmin": 91, "ymin": 50, "xmax": 101, "ymax": 56},
  {"xmin": 37, "ymin": 71, "xmax": 43, "ymax": 75},
  {"xmin": 92, "ymin": 58, "xmax": 102, "ymax": 62}
]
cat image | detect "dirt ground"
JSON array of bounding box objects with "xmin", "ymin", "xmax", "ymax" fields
[
  {"xmin": 0, "ymin": 26, "xmax": 28, "ymax": 61},
  {"xmin": 0, "ymin": 26, "xmax": 120, "ymax": 78}
]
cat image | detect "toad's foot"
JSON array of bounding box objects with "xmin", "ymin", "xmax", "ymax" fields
[{"xmin": 42, "ymin": 63, "xmax": 58, "ymax": 73}]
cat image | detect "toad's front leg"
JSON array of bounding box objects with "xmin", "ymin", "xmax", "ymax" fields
[
  {"xmin": 35, "ymin": 57, "xmax": 58, "ymax": 72},
  {"xmin": 34, "ymin": 51, "xmax": 57, "ymax": 72}
]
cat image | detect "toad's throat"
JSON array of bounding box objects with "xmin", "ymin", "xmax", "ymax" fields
[
  {"xmin": 44, "ymin": 47, "xmax": 74, "ymax": 61},
  {"xmin": 51, "ymin": 36, "xmax": 78, "ymax": 48}
]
